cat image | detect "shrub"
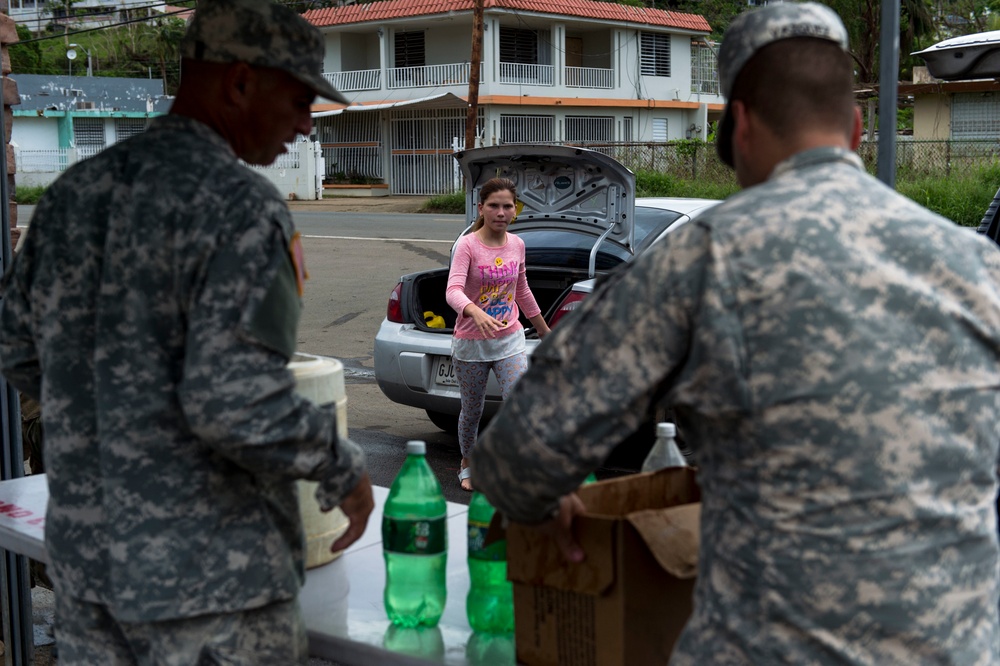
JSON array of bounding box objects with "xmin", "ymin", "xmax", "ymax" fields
[
  {"xmin": 16, "ymin": 185, "xmax": 46, "ymax": 205},
  {"xmin": 420, "ymin": 191, "xmax": 465, "ymax": 214}
]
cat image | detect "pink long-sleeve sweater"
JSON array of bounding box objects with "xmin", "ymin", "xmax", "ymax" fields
[{"xmin": 446, "ymin": 232, "xmax": 541, "ymax": 341}]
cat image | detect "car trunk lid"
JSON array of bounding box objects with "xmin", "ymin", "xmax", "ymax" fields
[{"xmin": 454, "ymin": 145, "xmax": 637, "ymax": 277}]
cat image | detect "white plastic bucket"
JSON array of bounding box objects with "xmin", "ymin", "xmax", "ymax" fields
[{"xmin": 288, "ymin": 352, "xmax": 351, "ymax": 569}]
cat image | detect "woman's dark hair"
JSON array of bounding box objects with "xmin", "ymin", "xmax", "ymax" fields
[{"xmin": 472, "ymin": 177, "xmax": 517, "ymax": 232}]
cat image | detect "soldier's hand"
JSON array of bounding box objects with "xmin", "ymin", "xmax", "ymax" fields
[
  {"xmin": 329, "ymin": 472, "xmax": 374, "ymax": 553},
  {"xmin": 532, "ymin": 493, "xmax": 586, "ymax": 564}
]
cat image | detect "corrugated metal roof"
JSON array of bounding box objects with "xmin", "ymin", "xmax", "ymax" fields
[
  {"xmin": 304, "ymin": 0, "xmax": 710, "ymax": 33},
  {"xmin": 11, "ymin": 74, "xmax": 173, "ymax": 113}
]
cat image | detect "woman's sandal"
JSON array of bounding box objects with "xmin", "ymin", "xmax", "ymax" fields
[{"xmin": 458, "ymin": 466, "xmax": 473, "ymax": 492}]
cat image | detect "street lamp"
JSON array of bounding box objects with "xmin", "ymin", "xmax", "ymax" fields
[{"xmin": 66, "ymin": 43, "xmax": 92, "ymax": 77}]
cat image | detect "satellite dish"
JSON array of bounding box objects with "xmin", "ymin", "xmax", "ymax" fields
[{"xmin": 66, "ymin": 48, "xmax": 77, "ymax": 61}]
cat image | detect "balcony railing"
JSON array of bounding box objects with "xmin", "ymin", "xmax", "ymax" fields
[
  {"xmin": 324, "ymin": 69, "xmax": 381, "ymax": 93},
  {"xmin": 387, "ymin": 62, "xmax": 475, "ymax": 89},
  {"xmin": 499, "ymin": 62, "xmax": 555, "ymax": 86},
  {"xmin": 565, "ymin": 66, "xmax": 614, "ymax": 89}
]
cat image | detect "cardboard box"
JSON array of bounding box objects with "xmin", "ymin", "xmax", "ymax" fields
[{"xmin": 506, "ymin": 467, "xmax": 700, "ymax": 666}]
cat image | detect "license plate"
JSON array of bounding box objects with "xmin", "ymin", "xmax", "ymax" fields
[{"xmin": 433, "ymin": 356, "xmax": 459, "ymax": 387}]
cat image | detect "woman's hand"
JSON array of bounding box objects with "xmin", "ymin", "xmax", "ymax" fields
[
  {"xmin": 528, "ymin": 314, "xmax": 552, "ymax": 339},
  {"xmin": 464, "ymin": 305, "xmax": 506, "ymax": 338}
]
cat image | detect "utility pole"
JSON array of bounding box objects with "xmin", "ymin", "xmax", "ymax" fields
[{"xmin": 465, "ymin": 0, "xmax": 484, "ymax": 150}]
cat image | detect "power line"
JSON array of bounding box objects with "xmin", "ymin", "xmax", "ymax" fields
[{"xmin": 13, "ymin": 4, "xmax": 193, "ymax": 45}]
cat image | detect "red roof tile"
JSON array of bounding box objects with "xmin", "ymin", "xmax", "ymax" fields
[{"xmin": 304, "ymin": 0, "xmax": 710, "ymax": 34}]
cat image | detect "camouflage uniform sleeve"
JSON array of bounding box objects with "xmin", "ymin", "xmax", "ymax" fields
[
  {"xmin": 471, "ymin": 223, "xmax": 715, "ymax": 524},
  {"xmin": 177, "ymin": 192, "xmax": 364, "ymax": 509},
  {"xmin": 0, "ymin": 194, "xmax": 51, "ymax": 400}
]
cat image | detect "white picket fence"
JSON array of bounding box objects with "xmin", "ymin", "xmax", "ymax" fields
[{"xmin": 15, "ymin": 142, "xmax": 327, "ymax": 201}]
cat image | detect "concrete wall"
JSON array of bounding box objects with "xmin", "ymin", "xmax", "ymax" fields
[
  {"xmin": 913, "ymin": 94, "xmax": 951, "ymax": 140},
  {"xmin": 11, "ymin": 115, "xmax": 58, "ymax": 150},
  {"xmin": 16, "ymin": 141, "xmax": 326, "ymax": 200}
]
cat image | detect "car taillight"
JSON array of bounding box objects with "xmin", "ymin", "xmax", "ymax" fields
[
  {"xmin": 386, "ymin": 283, "xmax": 405, "ymax": 323},
  {"xmin": 548, "ymin": 291, "xmax": 587, "ymax": 328}
]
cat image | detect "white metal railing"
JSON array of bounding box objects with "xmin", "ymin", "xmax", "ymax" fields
[
  {"xmin": 691, "ymin": 43, "xmax": 720, "ymax": 95},
  {"xmin": 499, "ymin": 62, "xmax": 555, "ymax": 86},
  {"xmin": 387, "ymin": 62, "xmax": 474, "ymax": 89},
  {"xmin": 324, "ymin": 69, "xmax": 381, "ymax": 92},
  {"xmin": 15, "ymin": 149, "xmax": 70, "ymax": 173},
  {"xmin": 564, "ymin": 66, "xmax": 614, "ymax": 89},
  {"xmin": 323, "ymin": 145, "xmax": 382, "ymax": 181}
]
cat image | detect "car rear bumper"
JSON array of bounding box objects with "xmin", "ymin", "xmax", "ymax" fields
[{"xmin": 374, "ymin": 319, "xmax": 538, "ymax": 417}]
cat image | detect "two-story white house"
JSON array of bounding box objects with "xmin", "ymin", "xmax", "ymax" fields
[{"xmin": 304, "ymin": 0, "xmax": 723, "ymax": 195}]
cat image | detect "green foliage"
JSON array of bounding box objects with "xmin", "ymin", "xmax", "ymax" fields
[
  {"xmin": 896, "ymin": 107, "xmax": 913, "ymax": 131},
  {"xmin": 15, "ymin": 185, "xmax": 47, "ymax": 205},
  {"xmin": 420, "ymin": 191, "xmax": 465, "ymax": 214},
  {"xmin": 9, "ymin": 26, "xmax": 43, "ymax": 75},
  {"xmin": 8, "ymin": 10, "xmax": 189, "ymax": 94}
]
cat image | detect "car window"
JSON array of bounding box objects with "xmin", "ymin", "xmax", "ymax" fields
[{"xmin": 632, "ymin": 206, "xmax": 686, "ymax": 254}]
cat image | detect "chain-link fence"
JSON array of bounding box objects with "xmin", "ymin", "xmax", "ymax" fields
[
  {"xmin": 572, "ymin": 139, "xmax": 1000, "ymax": 184},
  {"xmin": 576, "ymin": 141, "xmax": 735, "ymax": 185},
  {"xmin": 857, "ymin": 140, "xmax": 1000, "ymax": 180}
]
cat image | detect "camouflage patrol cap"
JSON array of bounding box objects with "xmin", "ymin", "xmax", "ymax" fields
[
  {"xmin": 716, "ymin": 2, "xmax": 849, "ymax": 167},
  {"xmin": 180, "ymin": 0, "xmax": 347, "ymax": 104}
]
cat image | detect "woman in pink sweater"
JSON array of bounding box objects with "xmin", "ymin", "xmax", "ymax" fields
[{"xmin": 446, "ymin": 177, "xmax": 551, "ymax": 491}]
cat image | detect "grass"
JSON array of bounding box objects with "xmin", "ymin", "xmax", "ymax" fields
[
  {"xmin": 635, "ymin": 170, "xmax": 741, "ymax": 200},
  {"xmin": 635, "ymin": 163, "xmax": 1000, "ymax": 229},
  {"xmin": 897, "ymin": 163, "xmax": 1000, "ymax": 228}
]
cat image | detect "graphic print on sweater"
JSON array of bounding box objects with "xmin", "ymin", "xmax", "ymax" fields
[{"xmin": 477, "ymin": 257, "xmax": 518, "ymax": 325}]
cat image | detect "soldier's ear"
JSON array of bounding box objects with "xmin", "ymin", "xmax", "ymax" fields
[
  {"xmin": 224, "ymin": 62, "xmax": 255, "ymax": 106},
  {"xmin": 849, "ymin": 106, "xmax": 862, "ymax": 151}
]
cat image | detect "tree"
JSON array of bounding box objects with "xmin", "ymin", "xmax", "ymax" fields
[{"xmin": 9, "ymin": 25, "xmax": 43, "ymax": 76}]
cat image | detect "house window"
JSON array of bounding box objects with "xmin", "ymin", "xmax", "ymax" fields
[
  {"xmin": 565, "ymin": 116, "xmax": 615, "ymax": 144},
  {"xmin": 623, "ymin": 117, "xmax": 633, "ymax": 142},
  {"xmin": 951, "ymin": 93, "xmax": 1000, "ymax": 140},
  {"xmin": 500, "ymin": 114, "xmax": 555, "ymax": 144},
  {"xmin": 73, "ymin": 117, "xmax": 106, "ymax": 159},
  {"xmin": 114, "ymin": 118, "xmax": 148, "ymax": 143},
  {"xmin": 641, "ymin": 33, "xmax": 671, "ymax": 77},
  {"xmin": 652, "ymin": 118, "xmax": 668, "ymax": 142},
  {"xmin": 500, "ymin": 27, "xmax": 538, "ymax": 64},
  {"xmin": 394, "ymin": 31, "xmax": 425, "ymax": 68}
]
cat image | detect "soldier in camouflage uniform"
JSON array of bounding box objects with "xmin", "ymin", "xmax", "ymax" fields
[
  {"xmin": 472, "ymin": 3, "xmax": 1000, "ymax": 663},
  {"xmin": 0, "ymin": 0, "xmax": 373, "ymax": 663}
]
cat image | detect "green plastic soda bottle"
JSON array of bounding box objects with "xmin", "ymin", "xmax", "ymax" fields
[
  {"xmin": 466, "ymin": 490, "xmax": 514, "ymax": 633},
  {"xmin": 383, "ymin": 441, "xmax": 448, "ymax": 627}
]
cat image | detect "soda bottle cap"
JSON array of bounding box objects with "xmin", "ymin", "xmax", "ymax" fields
[
  {"xmin": 657, "ymin": 422, "xmax": 676, "ymax": 438},
  {"xmin": 406, "ymin": 440, "xmax": 427, "ymax": 455}
]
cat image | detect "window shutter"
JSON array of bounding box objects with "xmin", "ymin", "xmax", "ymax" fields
[
  {"xmin": 394, "ymin": 31, "xmax": 425, "ymax": 68},
  {"xmin": 641, "ymin": 33, "xmax": 671, "ymax": 77}
]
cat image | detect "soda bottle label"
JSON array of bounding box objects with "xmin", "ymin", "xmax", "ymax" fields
[
  {"xmin": 382, "ymin": 515, "xmax": 447, "ymax": 555},
  {"xmin": 467, "ymin": 518, "xmax": 506, "ymax": 561}
]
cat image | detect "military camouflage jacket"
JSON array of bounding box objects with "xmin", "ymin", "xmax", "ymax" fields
[
  {"xmin": 473, "ymin": 147, "xmax": 1000, "ymax": 663},
  {"xmin": 0, "ymin": 115, "xmax": 365, "ymax": 622}
]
